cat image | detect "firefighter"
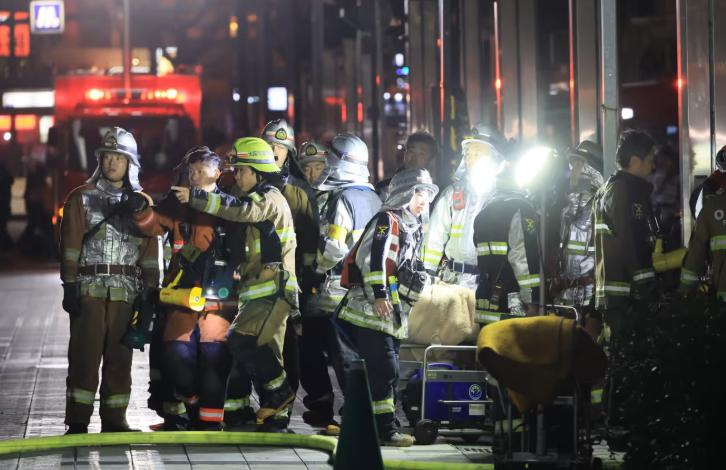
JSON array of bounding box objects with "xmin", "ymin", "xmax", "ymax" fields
[
  {"xmin": 681, "ymin": 187, "xmax": 726, "ymax": 298},
  {"xmin": 336, "ymin": 168, "xmax": 438, "ymax": 447},
  {"xmin": 60, "ymin": 127, "xmax": 160, "ymax": 434},
  {"xmin": 473, "ymin": 157, "xmax": 542, "ymax": 326},
  {"xmin": 592, "ymin": 129, "xmax": 658, "ymax": 336},
  {"xmin": 305, "ymin": 133, "xmax": 382, "ymax": 430},
  {"xmin": 295, "ymin": 140, "xmax": 344, "ymax": 434},
  {"xmin": 423, "ymin": 124, "xmax": 505, "ymax": 291},
  {"xmin": 171, "ymin": 137, "xmax": 297, "ymax": 431},
  {"xmin": 132, "ymin": 146, "xmax": 238, "ymax": 431},
  {"xmin": 375, "ymin": 131, "xmax": 439, "ymax": 198},
  {"xmin": 552, "ymin": 141, "xmax": 604, "ymax": 310},
  {"xmin": 260, "ymin": 119, "xmax": 317, "ymax": 404},
  {"xmin": 691, "ymin": 145, "xmax": 726, "ymax": 218}
]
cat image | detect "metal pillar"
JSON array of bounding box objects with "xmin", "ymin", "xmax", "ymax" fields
[
  {"xmin": 568, "ymin": 0, "xmax": 599, "ymax": 146},
  {"xmin": 497, "ymin": 0, "xmax": 539, "ymax": 141},
  {"xmin": 372, "ymin": 0, "xmax": 384, "ymax": 180},
  {"xmin": 311, "ymin": 0, "xmax": 324, "ymax": 135},
  {"xmin": 406, "ymin": 0, "xmax": 440, "ymax": 134},
  {"xmin": 461, "ymin": 0, "xmax": 483, "ymax": 126},
  {"xmin": 122, "ymin": 0, "xmax": 131, "ymax": 101},
  {"xmin": 676, "ymin": 0, "xmax": 719, "ymax": 240},
  {"xmin": 599, "ymin": 0, "xmax": 618, "ymax": 178}
]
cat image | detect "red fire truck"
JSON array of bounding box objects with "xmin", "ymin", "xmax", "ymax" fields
[{"xmin": 49, "ymin": 73, "xmax": 202, "ymax": 225}]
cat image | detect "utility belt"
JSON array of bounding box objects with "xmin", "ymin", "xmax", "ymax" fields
[
  {"xmin": 79, "ymin": 263, "xmax": 141, "ymax": 277},
  {"xmin": 445, "ymin": 259, "xmax": 480, "ymax": 275}
]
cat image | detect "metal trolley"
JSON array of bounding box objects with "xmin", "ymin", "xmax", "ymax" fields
[{"xmin": 401, "ymin": 344, "xmax": 494, "ymax": 445}]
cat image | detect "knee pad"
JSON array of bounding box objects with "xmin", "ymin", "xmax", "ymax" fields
[
  {"xmin": 164, "ymin": 340, "xmax": 198, "ymax": 398},
  {"xmin": 226, "ymin": 333, "xmax": 257, "ymax": 361},
  {"xmin": 200, "ymin": 342, "xmax": 232, "ymax": 376}
]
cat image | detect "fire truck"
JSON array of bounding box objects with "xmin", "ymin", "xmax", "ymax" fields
[{"xmin": 49, "ymin": 73, "xmax": 202, "ymax": 226}]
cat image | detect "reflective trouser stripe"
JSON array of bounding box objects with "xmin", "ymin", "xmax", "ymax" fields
[
  {"xmin": 680, "ymin": 268, "xmax": 698, "ymax": 285},
  {"xmin": 64, "ymin": 248, "xmax": 80, "ymax": 262},
  {"xmin": 475, "ymin": 310, "xmax": 502, "ymax": 324},
  {"xmin": 517, "ymin": 274, "xmax": 541, "ymax": 287},
  {"xmin": 371, "ymin": 397, "xmax": 395, "ymax": 415},
  {"xmin": 596, "ymin": 282, "xmax": 630, "ymax": 296},
  {"xmin": 101, "ymin": 394, "xmax": 130, "ymax": 408},
  {"xmin": 224, "ymin": 397, "xmax": 250, "ymax": 411},
  {"xmin": 632, "ymin": 268, "xmax": 655, "ymax": 283},
  {"xmin": 240, "ymin": 280, "xmax": 277, "ymax": 300},
  {"xmin": 199, "ymin": 407, "xmax": 225, "ymax": 422},
  {"xmin": 591, "ymin": 388, "xmax": 603, "ymax": 404},
  {"xmin": 264, "ymin": 371, "xmax": 287, "ymax": 391},
  {"xmin": 163, "ymin": 401, "xmax": 187, "ymax": 416},
  {"xmin": 67, "ymin": 388, "xmax": 95, "ymax": 405}
]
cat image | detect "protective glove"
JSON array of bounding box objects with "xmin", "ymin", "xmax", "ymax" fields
[
  {"xmin": 62, "ymin": 283, "xmax": 80, "ymax": 315},
  {"xmin": 288, "ymin": 309, "xmax": 303, "ymax": 336},
  {"xmin": 118, "ymin": 191, "xmax": 151, "ymax": 214}
]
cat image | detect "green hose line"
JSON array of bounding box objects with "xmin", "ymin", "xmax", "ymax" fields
[
  {"xmin": 0, "ymin": 431, "xmax": 337, "ymax": 456},
  {"xmin": 0, "ymin": 431, "xmax": 495, "ymax": 469},
  {"xmin": 384, "ymin": 461, "xmax": 494, "ymax": 470}
]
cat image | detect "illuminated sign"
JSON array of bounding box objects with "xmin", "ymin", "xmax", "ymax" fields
[
  {"xmin": 30, "ymin": 0, "xmax": 64, "ymax": 34},
  {"xmin": 2, "ymin": 90, "xmax": 55, "ymax": 108},
  {"xmin": 267, "ymin": 87, "xmax": 288, "ymax": 112}
]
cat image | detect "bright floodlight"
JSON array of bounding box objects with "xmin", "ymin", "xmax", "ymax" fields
[
  {"xmin": 621, "ymin": 107, "xmax": 634, "ymax": 120},
  {"xmin": 515, "ymin": 146, "xmax": 552, "ymax": 188},
  {"xmin": 470, "ymin": 157, "xmax": 498, "ymax": 195}
]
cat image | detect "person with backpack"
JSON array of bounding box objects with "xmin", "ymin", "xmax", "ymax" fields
[
  {"xmin": 131, "ymin": 146, "xmax": 239, "ymax": 431},
  {"xmin": 300, "ymin": 133, "xmax": 381, "ymax": 433},
  {"xmin": 336, "ymin": 168, "xmax": 438, "ymax": 447}
]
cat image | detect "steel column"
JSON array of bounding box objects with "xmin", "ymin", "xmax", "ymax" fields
[
  {"xmin": 599, "ymin": 0, "xmax": 618, "ymax": 178},
  {"xmin": 568, "ymin": 0, "xmax": 599, "ymax": 146}
]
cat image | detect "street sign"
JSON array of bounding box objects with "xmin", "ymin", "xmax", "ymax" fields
[{"xmin": 30, "ymin": 0, "xmax": 64, "ymax": 35}]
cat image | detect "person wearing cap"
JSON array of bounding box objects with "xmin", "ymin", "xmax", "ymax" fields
[
  {"xmin": 60, "ymin": 127, "xmax": 160, "ymax": 434},
  {"xmin": 336, "ymin": 168, "xmax": 438, "ymax": 447},
  {"xmin": 171, "ymin": 137, "xmax": 298, "ymax": 432},
  {"xmin": 422, "ymin": 124, "xmax": 505, "ymax": 292},
  {"xmin": 131, "ymin": 146, "xmax": 239, "ymax": 431},
  {"xmin": 551, "ymin": 141, "xmax": 604, "ymax": 310},
  {"xmin": 305, "ymin": 133, "xmax": 382, "ymax": 431}
]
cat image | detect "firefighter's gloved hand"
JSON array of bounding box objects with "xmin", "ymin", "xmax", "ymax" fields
[
  {"xmin": 288, "ymin": 310, "xmax": 303, "ymax": 336},
  {"xmin": 62, "ymin": 283, "xmax": 80, "ymax": 316},
  {"xmin": 119, "ymin": 191, "xmax": 149, "ymax": 214},
  {"xmin": 122, "ymin": 328, "xmax": 148, "ymax": 351}
]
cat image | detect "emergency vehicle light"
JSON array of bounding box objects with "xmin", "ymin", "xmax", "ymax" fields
[{"xmin": 84, "ymin": 87, "xmax": 183, "ymax": 103}]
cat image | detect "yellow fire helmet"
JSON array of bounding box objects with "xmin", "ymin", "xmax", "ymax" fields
[{"xmin": 229, "ymin": 137, "xmax": 280, "ymax": 173}]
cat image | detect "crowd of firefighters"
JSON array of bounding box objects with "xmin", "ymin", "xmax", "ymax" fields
[{"xmin": 57, "ymin": 117, "xmax": 725, "ymax": 447}]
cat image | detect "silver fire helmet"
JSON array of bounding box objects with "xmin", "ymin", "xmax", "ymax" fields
[
  {"xmin": 297, "ymin": 140, "xmax": 329, "ymax": 167},
  {"xmin": 261, "ymin": 118, "xmax": 296, "ymax": 158},
  {"xmin": 88, "ymin": 127, "xmax": 142, "ymax": 191},
  {"xmin": 383, "ymin": 168, "xmax": 439, "ymax": 210},
  {"xmin": 313, "ymin": 133, "xmax": 371, "ymax": 190}
]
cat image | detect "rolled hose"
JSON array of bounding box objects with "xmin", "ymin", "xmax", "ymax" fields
[{"xmin": 0, "ymin": 431, "xmax": 494, "ymax": 470}]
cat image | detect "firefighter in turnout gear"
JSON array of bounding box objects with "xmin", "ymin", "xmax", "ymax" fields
[
  {"xmin": 423, "ymin": 124, "xmax": 505, "ymax": 290},
  {"xmin": 60, "ymin": 127, "xmax": 160, "ymax": 434},
  {"xmin": 260, "ymin": 118, "xmax": 316, "ymax": 398},
  {"xmin": 592, "ymin": 130, "xmax": 658, "ymax": 335},
  {"xmin": 553, "ymin": 141, "xmax": 604, "ymax": 308},
  {"xmin": 295, "ymin": 140, "xmax": 345, "ymax": 433},
  {"xmin": 337, "ymin": 168, "xmax": 438, "ymax": 447},
  {"xmin": 473, "ymin": 159, "xmax": 542, "ymax": 325},
  {"xmin": 132, "ymin": 146, "xmax": 237, "ymax": 431},
  {"xmin": 681, "ymin": 189, "xmax": 726, "ymax": 299},
  {"xmin": 172, "ymin": 137, "xmax": 297, "ymax": 431},
  {"xmin": 305, "ymin": 133, "xmax": 382, "ymax": 428}
]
